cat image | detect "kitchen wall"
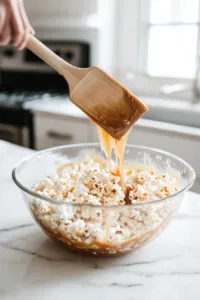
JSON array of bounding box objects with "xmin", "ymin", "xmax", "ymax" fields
[
  {"xmin": 24, "ymin": 0, "xmax": 117, "ymax": 74},
  {"xmin": 24, "ymin": 0, "xmax": 98, "ymax": 20}
]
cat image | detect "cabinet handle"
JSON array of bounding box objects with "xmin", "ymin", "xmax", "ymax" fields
[{"xmin": 47, "ymin": 131, "xmax": 73, "ymax": 141}]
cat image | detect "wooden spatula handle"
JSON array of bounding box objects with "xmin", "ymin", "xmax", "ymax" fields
[{"xmin": 26, "ymin": 35, "xmax": 68, "ymax": 75}]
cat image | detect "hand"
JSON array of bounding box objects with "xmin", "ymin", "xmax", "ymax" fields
[{"xmin": 0, "ymin": 0, "xmax": 34, "ymax": 50}]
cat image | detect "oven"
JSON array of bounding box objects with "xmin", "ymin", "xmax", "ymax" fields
[{"xmin": 0, "ymin": 39, "xmax": 90, "ymax": 148}]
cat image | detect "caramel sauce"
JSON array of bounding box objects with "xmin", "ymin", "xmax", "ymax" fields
[
  {"xmin": 97, "ymin": 125, "xmax": 115, "ymax": 171},
  {"xmin": 124, "ymin": 184, "xmax": 134, "ymax": 204},
  {"xmin": 97, "ymin": 125, "xmax": 129, "ymax": 188}
]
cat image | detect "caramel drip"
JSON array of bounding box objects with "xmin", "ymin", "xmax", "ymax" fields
[
  {"xmin": 97, "ymin": 125, "xmax": 115, "ymax": 171},
  {"xmin": 97, "ymin": 125, "xmax": 129, "ymax": 187},
  {"xmin": 114, "ymin": 132, "xmax": 129, "ymax": 185}
]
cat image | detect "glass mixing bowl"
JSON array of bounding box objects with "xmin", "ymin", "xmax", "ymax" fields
[{"xmin": 12, "ymin": 144, "xmax": 195, "ymax": 257}]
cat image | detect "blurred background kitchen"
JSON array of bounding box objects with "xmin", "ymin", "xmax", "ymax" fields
[{"xmin": 0, "ymin": 0, "xmax": 200, "ymax": 191}]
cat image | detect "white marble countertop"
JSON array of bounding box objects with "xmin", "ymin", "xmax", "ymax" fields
[{"xmin": 1, "ymin": 140, "xmax": 200, "ymax": 300}]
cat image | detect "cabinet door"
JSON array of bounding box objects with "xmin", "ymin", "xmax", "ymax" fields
[
  {"xmin": 34, "ymin": 115, "xmax": 89, "ymax": 150},
  {"xmin": 128, "ymin": 126, "xmax": 199, "ymax": 174}
]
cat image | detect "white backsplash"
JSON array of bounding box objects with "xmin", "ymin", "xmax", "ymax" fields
[{"xmin": 24, "ymin": 0, "xmax": 98, "ymax": 20}]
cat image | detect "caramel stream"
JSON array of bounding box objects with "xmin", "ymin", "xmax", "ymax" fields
[{"xmin": 97, "ymin": 125, "xmax": 129, "ymax": 187}]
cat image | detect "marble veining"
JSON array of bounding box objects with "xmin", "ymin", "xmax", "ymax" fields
[{"xmin": 1, "ymin": 140, "xmax": 200, "ymax": 300}]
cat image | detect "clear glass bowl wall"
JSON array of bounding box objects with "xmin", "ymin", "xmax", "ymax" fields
[{"xmin": 12, "ymin": 144, "xmax": 195, "ymax": 257}]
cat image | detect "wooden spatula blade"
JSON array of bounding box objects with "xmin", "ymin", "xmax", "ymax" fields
[{"xmin": 70, "ymin": 67, "xmax": 147, "ymax": 139}]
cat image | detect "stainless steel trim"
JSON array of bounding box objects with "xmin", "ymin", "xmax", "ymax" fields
[{"xmin": 0, "ymin": 43, "xmax": 83, "ymax": 72}]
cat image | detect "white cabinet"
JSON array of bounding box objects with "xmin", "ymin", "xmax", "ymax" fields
[
  {"xmin": 34, "ymin": 114, "xmax": 90, "ymax": 150},
  {"xmin": 128, "ymin": 125, "xmax": 199, "ymax": 171}
]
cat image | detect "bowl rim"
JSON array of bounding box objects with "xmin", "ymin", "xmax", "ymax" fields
[{"xmin": 12, "ymin": 143, "xmax": 196, "ymax": 208}]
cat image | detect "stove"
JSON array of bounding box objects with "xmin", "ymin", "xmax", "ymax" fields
[{"xmin": 0, "ymin": 40, "xmax": 90, "ymax": 148}]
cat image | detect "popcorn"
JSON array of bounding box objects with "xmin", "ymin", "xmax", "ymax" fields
[
  {"xmin": 108, "ymin": 227, "xmax": 116, "ymax": 237},
  {"xmin": 87, "ymin": 223, "xmax": 104, "ymax": 240},
  {"xmin": 121, "ymin": 229, "xmax": 131, "ymax": 239},
  {"xmin": 31, "ymin": 153, "xmax": 179, "ymax": 250},
  {"xmin": 42, "ymin": 177, "xmax": 55, "ymax": 189},
  {"xmin": 135, "ymin": 185, "xmax": 145, "ymax": 198},
  {"xmin": 74, "ymin": 185, "xmax": 89, "ymax": 197},
  {"xmin": 56, "ymin": 205, "xmax": 74, "ymax": 220},
  {"xmin": 66, "ymin": 192, "xmax": 75, "ymax": 202},
  {"xmin": 67, "ymin": 219, "xmax": 86, "ymax": 238},
  {"xmin": 81, "ymin": 207, "xmax": 93, "ymax": 219}
]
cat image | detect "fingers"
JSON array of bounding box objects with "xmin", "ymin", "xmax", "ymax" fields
[
  {"xmin": 0, "ymin": 3, "xmax": 7, "ymax": 36},
  {"xmin": 0, "ymin": 12, "xmax": 11, "ymax": 45},
  {"xmin": 0, "ymin": 0, "xmax": 34, "ymax": 49},
  {"xmin": 17, "ymin": 28, "xmax": 28, "ymax": 50},
  {"xmin": 7, "ymin": 0, "xmax": 34, "ymax": 49},
  {"xmin": 17, "ymin": 0, "xmax": 34, "ymax": 50},
  {"xmin": 7, "ymin": 0, "xmax": 25, "ymax": 47}
]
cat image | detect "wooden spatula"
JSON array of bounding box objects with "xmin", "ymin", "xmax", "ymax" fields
[{"xmin": 26, "ymin": 35, "xmax": 147, "ymax": 139}]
